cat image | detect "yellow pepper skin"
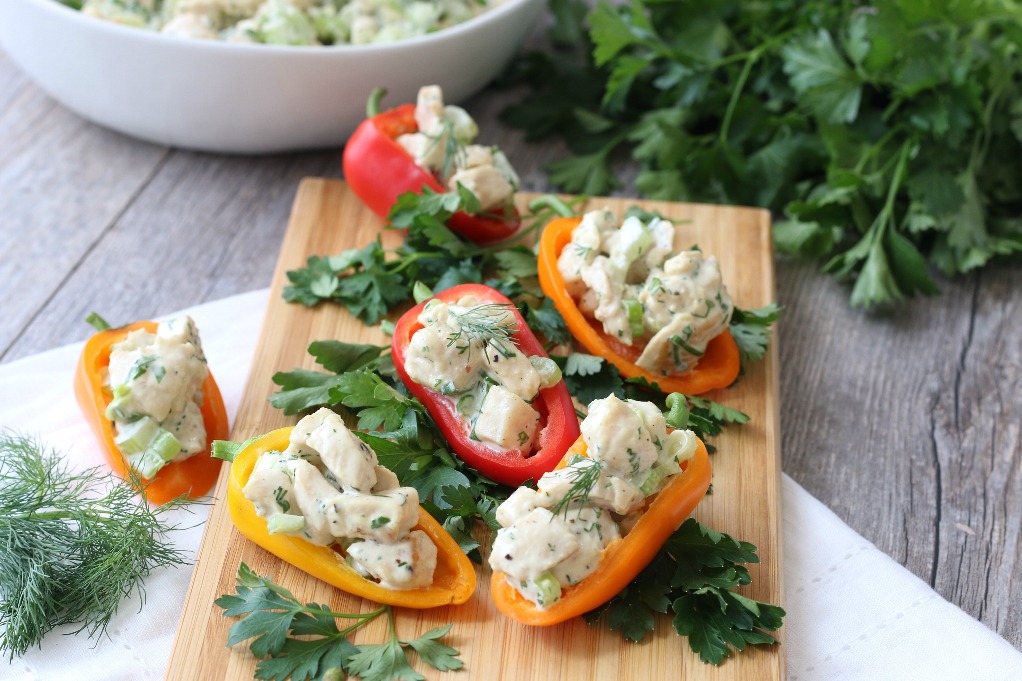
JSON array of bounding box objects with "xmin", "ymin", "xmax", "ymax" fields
[{"xmin": 227, "ymin": 427, "xmax": 476, "ymax": 608}]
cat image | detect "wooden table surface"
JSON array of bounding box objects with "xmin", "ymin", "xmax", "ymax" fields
[{"xmin": 1, "ymin": 33, "xmax": 1019, "ymax": 657}]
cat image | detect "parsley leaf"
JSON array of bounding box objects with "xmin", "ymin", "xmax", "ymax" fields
[
  {"xmin": 501, "ymin": 0, "xmax": 1022, "ymax": 307},
  {"xmin": 216, "ymin": 563, "xmax": 464, "ymax": 681},
  {"xmin": 587, "ymin": 519, "xmax": 785, "ymax": 665},
  {"xmin": 729, "ymin": 304, "xmax": 783, "ymax": 367}
]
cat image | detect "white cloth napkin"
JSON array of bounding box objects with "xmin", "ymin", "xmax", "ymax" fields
[{"xmin": 1, "ymin": 290, "xmax": 1020, "ymax": 681}]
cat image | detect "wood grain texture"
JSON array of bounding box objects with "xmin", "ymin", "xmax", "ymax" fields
[{"xmin": 163, "ymin": 179, "xmax": 784, "ymax": 680}]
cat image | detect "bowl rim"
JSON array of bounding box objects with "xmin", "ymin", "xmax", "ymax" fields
[{"xmin": 23, "ymin": 0, "xmax": 538, "ymax": 56}]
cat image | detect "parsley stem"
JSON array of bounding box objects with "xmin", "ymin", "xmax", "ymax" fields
[
  {"xmin": 337, "ymin": 605, "xmax": 390, "ymax": 637},
  {"xmin": 526, "ymin": 194, "xmax": 575, "ymax": 218}
]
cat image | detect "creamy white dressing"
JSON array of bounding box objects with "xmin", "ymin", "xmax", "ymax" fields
[
  {"xmin": 488, "ymin": 394, "xmax": 698, "ymax": 609},
  {"xmin": 242, "ymin": 408, "xmax": 436, "ymax": 590},
  {"xmin": 396, "ymin": 85, "xmax": 520, "ymax": 212},
  {"xmin": 557, "ymin": 209, "xmax": 734, "ymax": 376},
  {"xmin": 79, "ymin": 0, "xmax": 506, "ymax": 45},
  {"xmin": 106, "ymin": 316, "xmax": 209, "ymax": 476},
  {"xmin": 403, "ymin": 294, "xmax": 542, "ymax": 452}
]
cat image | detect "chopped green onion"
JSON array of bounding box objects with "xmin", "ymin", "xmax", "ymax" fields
[
  {"xmin": 267, "ymin": 514, "xmax": 306, "ymax": 535},
  {"xmin": 529, "ymin": 356, "xmax": 562, "ymax": 388},
  {"xmin": 456, "ymin": 394, "xmax": 476, "ymax": 416},
  {"xmin": 622, "ymin": 298, "xmax": 645, "ymax": 339},
  {"xmin": 531, "ymin": 571, "xmax": 562, "ymax": 607}
]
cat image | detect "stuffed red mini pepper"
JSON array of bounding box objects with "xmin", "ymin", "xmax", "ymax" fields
[
  {"xmin": 391, "ymin": 283, "xmax": 579, "ymax": 485},
  {"xmin": 343, "ymin": 85, "xmax": 521, "ymax": 243}
]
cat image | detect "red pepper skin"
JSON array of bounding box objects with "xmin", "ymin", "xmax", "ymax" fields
[
  {"xmin": 73, "ymin": 321, "xmax": 229, "ymax": 505},
  {"xmin": 342, "ymin": 103, "xmax": 520, "ymax": 244},
  {"xmin": 391, "ymin": 284, "xmax": 579, "ymax": 486}
]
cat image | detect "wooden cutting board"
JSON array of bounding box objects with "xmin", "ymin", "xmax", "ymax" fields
[{"xmin": 164, "ymin": 179, "xmax": 785, "ymax": 680}]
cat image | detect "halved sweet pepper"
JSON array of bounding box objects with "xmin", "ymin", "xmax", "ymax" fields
[
  {"xmin": 391, "ymin": 283, "xmax": 580, "ymax": 486},
  {"xmin": 490, "ymin": 433, "xmax": 712, "ymax": 625},
  {"xmin": 537, "ymin": 216, "xmax": 741, "ymax": 395},
  {"xmin": 226, "ymin": 427, "xmax": 476, "ymax": 608},
  {"xmin": 342, "ymin": 100, "xmax": 520, "ymax": 243},
  {"xmin": 73, "ymin": 321, "xmax": 228, "ymax": 505}
]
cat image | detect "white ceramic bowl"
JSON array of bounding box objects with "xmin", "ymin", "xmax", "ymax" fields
[{"xmin": 0, "ymin": 0, "xmax": 542, "ymax": 153}]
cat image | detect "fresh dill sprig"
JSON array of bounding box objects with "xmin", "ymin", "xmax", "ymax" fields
[
  {"xmin": 0, "ymin": 432, "xmax": 196, "ymax": 660},
  {"xmin": 549, "ymin": 459, "xmax": 604, "ymax": 519},
  {"xmin": 446, "ymin": 303, "xmax": 519, "ymax": 361}
]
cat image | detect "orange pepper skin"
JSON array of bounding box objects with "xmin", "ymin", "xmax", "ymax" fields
[
  {"xmin": 73, "ymin": 321, "xmax": 228, "ymax": 505},
  {"xmin": 537, "ymin": 216, "xmax": 741, "ymax": 395},
  {"xmin": 227, "ymin": 428, "xmax": 476, "ymax": 608},
  {"xmin": 490, "ymin": 435, "xmax": 712, "ymax": 626}
]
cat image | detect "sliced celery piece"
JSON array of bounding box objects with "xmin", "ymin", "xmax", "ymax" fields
[
  {"xmin": 639, "ymin": 466, "xmax": 665, "ymax": 496},
  {"xmin": 127, "ymin": 450, "xmax": 165, "ymax": 480},
  {"xmin": 530, "ymin": 571, "xmax": 562, "ymax": 608},
  {"xmin": 529, "ymin": 356, "xmax": 562, "ymax": 388},
  {"xmin": 105, "ymin": 384, "xmax": 133, "ymax": 421},
  {"xmin": 622, "ymin": 298, "xmax": 645, "ymax": 339},
  {"xmin": 114, "ymin": 416, "xmax": 160, "ymax": 455},
  {"xmin": 267, "ymin": 513, "xmax": 306, "ymax": 535},
  {"xmin": 149, "ymin": 430, "xmax": 182, "ymax": 463}
]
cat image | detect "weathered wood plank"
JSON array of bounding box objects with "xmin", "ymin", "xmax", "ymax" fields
[
  {"xmin": 2, "ymin": 147, "xmax": 341, "ymax": 361},
  {"xmin": 777, "ymin": 257, "xmax": 1022, "ymax": 647},
  {"xmin": 0, "ymin": 49, "xmax": 170, "ymax": 361}
]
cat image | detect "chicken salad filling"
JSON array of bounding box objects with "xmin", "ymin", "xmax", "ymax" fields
[
  {"xmin": 105, "ymin": 316, "xmax": 209, "ymax": 480},
  {"xmin": 396, "ymin": 85, "xmax": 520, "ymax": 213},
  {"xmin": 488, "ymin": 394, "xmax": 698, "ymax": 608},
  {"xmin": 402, "ymin": 293, "xmax": 561, "ymax": 453},
  {"xmin": 556, "ymin": 209, "xmax": 734, "ymax": 377},
  {"xmin": 241, "ymin": 407, "xmax": 437, "ymax": 590}
]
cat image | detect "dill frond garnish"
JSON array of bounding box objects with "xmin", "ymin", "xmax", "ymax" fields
[
  {"xmin": 0, "ymin": 432, "xmax": 196, "ymax": 659},
  {"xmin": 446, "ymin": 303, "xmax": 519, "ymax": 362},
  {"xmin": 549, "ymin": 459, "xmax": 604, "ymax": 519}
]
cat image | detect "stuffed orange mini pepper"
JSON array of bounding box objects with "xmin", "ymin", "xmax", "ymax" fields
[
  {"xmin": 538, "ymin": 210, "xmax": 740, "ymax": 395},
  {"xmin": 74, "ymin": 317, "xmax": 228, "ymax": 505},
  {"xmin": 489, "ymin": 394, "xmax": 712, "ymax": 625},
  {"xmin": 222, "ymin": 409, "xmax": 475, "ymax": 608}
]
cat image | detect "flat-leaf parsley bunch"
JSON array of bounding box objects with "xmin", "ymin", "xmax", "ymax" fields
[{"xmin": 502, "ymin": 0, "xmax": 1022, "ymax": 307}]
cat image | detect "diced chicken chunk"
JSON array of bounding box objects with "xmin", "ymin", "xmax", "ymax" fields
[
  {"xmin": 473, "ymin": 385, "xmax": 540, "ymax": 450},
  {"xmin": 347, "ymin": 530, "xmax": 437, "ymax": 590}
]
